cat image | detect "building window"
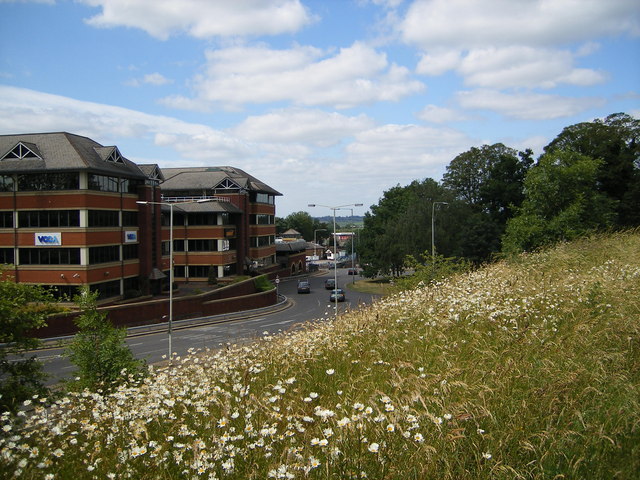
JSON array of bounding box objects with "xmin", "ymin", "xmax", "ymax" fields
[
  {"xmin": 0, "ymin": 248, "xmax": 14, "ymax": 264},
  {"xmin": 187, "ymin": 212, "xmax": 216, "ymax": 225},
  {"xmin": 18, "ymin": 173, "xmax": 79, "ymax": 191},
  {"xmin": 88, "ymin": 174, "xmax": 120, "ymax": 192},
  {"xmin": 0, "ymin": 211, "xmax": 13, "ymax": 228},
  {"xmin": 188, "ymin": 239, "xmax": 216, "ymax": 252},
  {"xmin": 251, "ymin": 214, "xmax": 274, "ymax": 225},
  {"xmin": 251, "ymin": 192, "xmax": 274, "ymax": 205},
  {"xmin": 188, "ymin": 265, "xmax": 211, "ymax": 277},
  {"xmin": 45, "ymin": 285, "xmax": 81, "ymax": 301},
  {"xmin": 121, "ymin": 211, "xmax": 138, "ymax": 227},
  {"xmin": 19, "ymin": 248, "xmax": 81, "ymax": 265},
  {"xmin": 123, "ymin": 276, "xmax": 139, "ymax": 292},
  {"xmin": 89, "ymin": 245, "xmax": 120, "ymax": 264},
  {"xmin": 122, "ymin": 244, "xmax": 138, "ymax": 260},
  {"xmin": 90, "ymin": 280, "xmax": 120, "ymax": 299},
  {"xmin": 220, "ymin": 212, "xmax": 230, "ymax": 224},
  {"xmin": 251, "ymin": 235, "xmax": 275, "ymax": 248},
  {"xmin": 0, "ymin": 175, "xmax": 15, "ymax": 192},
  {"xmin": 161, "ymin": 240, "xmax": 185, "ymax": 255},
  {"xmin": 88, "ymin": 210, "xmax": 120, "ymax": 227},
  {"xmin": 19, "ymin": 210, "xmax": 80, "ymax": 228}
]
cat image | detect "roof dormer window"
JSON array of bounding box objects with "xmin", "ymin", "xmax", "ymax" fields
[
  {"xmin": 1, "ymin": 142, "xmax": 42, "ymax": 161},
  {"xmin": 94, "ymin": 146, "xmax": 124, "ymax": 164},
  {"xmin": 214, "ymin": 178, "xmax": 240, "ymax": 190}
]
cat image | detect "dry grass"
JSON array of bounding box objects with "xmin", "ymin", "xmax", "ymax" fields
[{"xmin": 2, "ymin": 231, "xmax": 639, "ymax": 479}]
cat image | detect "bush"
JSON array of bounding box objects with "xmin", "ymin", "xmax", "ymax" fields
[
  {"xmin": 0, "ymin": 271, "xmax": 60, "ymax": 413},
  {"xmin": 253, "ymin": 274, "xmax": 274, "ymax": 292},
  {"xmin": 66, "ymin": 288, "xmax": 145, "ymax": 391}
]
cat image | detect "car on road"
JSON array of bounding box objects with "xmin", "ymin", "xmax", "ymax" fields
[
  {"xmin": 297, "ymin": 281, "xmax": 311, "ymax": 293},
  {"xmin": 324, "ymin": 278, "xmax": 336, "ymax": 289},
  {"xmin": 329, "ymin": 288, "xmax": 346, "ymax": 302},
  {"xmin": 347, "ymin": 268, "xmax": 359, "ymax": 275}
]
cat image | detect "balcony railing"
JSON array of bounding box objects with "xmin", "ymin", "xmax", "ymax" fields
[{"xmin": 160, "ymin": 195, "xmax": 230, "ymax": 203}]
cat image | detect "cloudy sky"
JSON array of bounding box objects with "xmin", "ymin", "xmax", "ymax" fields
[{"xmin": 1, "ymin": 0, "xmax": 638, "ymax": 216}]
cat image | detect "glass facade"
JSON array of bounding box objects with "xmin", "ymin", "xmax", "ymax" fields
[{"xmin": 18, "ymin": 173, "xmax": 79, "ymax": 191}]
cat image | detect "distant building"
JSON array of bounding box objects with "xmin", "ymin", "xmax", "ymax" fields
[{"xmin": 0, "ymin": 133, "xmax": 281, "ymax": 300}]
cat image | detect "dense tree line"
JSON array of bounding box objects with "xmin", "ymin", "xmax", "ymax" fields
[{"xmin": 358, "ymin": 113, "xmax": 639, "ymax": 276}]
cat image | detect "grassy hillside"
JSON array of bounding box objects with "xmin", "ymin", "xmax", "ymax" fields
[{"xmin": 2, "ymin": 231, "xmax": 639, "ymax": 479}]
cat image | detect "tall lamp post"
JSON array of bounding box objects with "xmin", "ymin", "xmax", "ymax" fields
[
  {"xmin": 136, "ymin": 198, "xmax": 212, "ymax": 362},
  {"xmin": 339, "ymin": 207, "xmax": 357, "ymax": 283},
  {"xmin": 431, "ymin": 201, "xmax": 449, "ymax": 261},
  {"xmin": 313, "ymin": 228, "xmax": 327, "ymax": 257},
  {"xmin": 308, "ymin": 203, "xmax": 362, "ymax": 319}
]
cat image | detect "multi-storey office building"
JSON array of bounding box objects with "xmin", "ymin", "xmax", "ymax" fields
[{"xmin": 0, "ymin": 133, "xmax": 281, "ymax": 300}]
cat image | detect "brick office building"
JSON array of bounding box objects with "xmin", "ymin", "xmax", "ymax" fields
[{"xmin": 0, "ymin": 133, "xmax": 281, "ymax": 300}]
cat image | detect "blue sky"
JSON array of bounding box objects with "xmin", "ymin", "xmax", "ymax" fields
[{"xmin": 1, "ymin": 0, "xmax": 638, "ymax": 217}]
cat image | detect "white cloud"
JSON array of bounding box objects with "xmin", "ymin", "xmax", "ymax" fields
[
  {"xmin": 0, "ymin": 85, "xmax": 244, "ymax": 157},
  {"xmin": 125, "ymin": 72, "xmax": 173, "ymax": 87},
  {"xmin": 457, "ymin": 46, "xmax": 607, "ymax": 89},
  {"xmin": 79, "ymin": 0, "xmax": 314, "ymax": 40},
  {"xmin": 417, "ymin": 104, "xmax": 468, "ymax": 123},
  {"xmin": 401, "ymin": 0, "xmax": 640, "ymax": 50},
  {"xmin": 457, "ymin": 89, "xmax": 605, "ymax": 120},
  {"xmin": 344, "ymin": 123, "xmax": 472, "ymax": 180},
  {"xmin": 165, "ymin": 42, "xmax": 425, "ymax": 110},
  {"xmin": 231, "ymin": 108, "xmax": 375, "ymax": 147},
  {"xmin": 404, "ymin": 0, "xmax": 637, "ymax": 92}
]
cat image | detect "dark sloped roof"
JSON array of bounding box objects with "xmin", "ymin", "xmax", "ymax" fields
[
  {"xmin": 160, "ymin": 166, "xmax": 281, "ymax": 196},
  {"xmin": 0, "ymin": 132, "xmax": 146, "ymax": 179}
]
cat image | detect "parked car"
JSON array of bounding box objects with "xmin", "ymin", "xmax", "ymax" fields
[
  {"xmin": 329, "ymin": 288, "xmax": 346, "ymax": 302},
  {"xmin": 347, "ymin": 268, "xmax": 359, "ymax": 275},
  {"xmin": 324, "ymin": 278, "xmax": 336, "ymax": 289},
  {"xmin": 297, "ymin": 281, "xmax": 311, "ymax": 293}
]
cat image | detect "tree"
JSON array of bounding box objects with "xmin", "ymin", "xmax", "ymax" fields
[
  {"xmin": 442, "ymin": 143, "xmax": 532, "ymax": 261},
  {"xmin": 66, "ymin": 288, "xmax": 145, "ymax": 391},
  {"xmin": 0, "ymin": 270, "xmax": 60, "ymax": 412},
  {"xmin": 360, "ymin": 179, "xmax": 453, "ymax": 276},
  {"xmin": 544, "ymin": 113, "xmax": 640, "ymax": 226},
  {"xmin": 278, "ymin": 211, "xmax": 330, "ymax": 243},
  {"xmin": 502, "ymin": 150, "xmax": 616, "ymax": 255}
]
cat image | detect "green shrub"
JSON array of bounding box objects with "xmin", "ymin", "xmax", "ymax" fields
[
  {"xmin": 66, "ymin": 288, "xmax": 145, "ymax": 392},
  {"xmin": 253, "ymin": 274, "xmax": 274, "ymax": 292}
]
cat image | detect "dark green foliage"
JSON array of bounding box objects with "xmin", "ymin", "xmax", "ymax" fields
[
  {"xmin": 393, "ymin": 253, "xmax": 471, "ymax": 291},
  {"xmin": 502, "ymin": 150, "xmax": 617, "ymax": 255},
  {"xmin": 0, "ymin": 271, "xmax": 60, "ymax": 412},
  {"xmin": 359, "ymin": 179, "xmax": 452, "ymax": 276},
  {"xmin": 66, "ymin": 288, "xmax": 145, "ymax": 391},
  {"xmin": 253, "ymin": 275, "xmax": 274, "ymax": 292},
  {"xmin": 276, "ymin": 211, "xmax": 330, "ymax": 243},
  {"xmin": 544, "ymin": 113, "xmax": 640, "ymax": 226}
]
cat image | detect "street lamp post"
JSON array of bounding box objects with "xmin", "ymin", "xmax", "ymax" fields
[
  {"xmin": 431, "ymin": 201, "xmax": 449, "ymax": 261},
  {"xmin": 136, "ymin": 198, "xmax": 212, "ymax": 362},
  {"xmin": 339, "ymin": 207, "xmax": 357, "ymax": 283},
  {"xmin": 308, "ymin": 203, "xmax": 362, "ymax": 319},
  {"xmin": 313, "ymin": 228, "xmax": 327, "ymax": 257}
]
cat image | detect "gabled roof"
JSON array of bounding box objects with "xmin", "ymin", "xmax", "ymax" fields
[
  {"xmin": 0, "ymin": 132, "xmax": 147, "ymax": 179},
  {"xmin": 160, "ymin": 166, "xmax": 281, "ymax": 196},
  {"xmin": 138, "ymin": 164, "xmax": 165, "ymax": 182}
]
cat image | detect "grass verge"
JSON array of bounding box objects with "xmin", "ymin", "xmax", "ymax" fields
[{"xmin": 2, "ymin": 231, "xmax": 639, "ymax": 479}]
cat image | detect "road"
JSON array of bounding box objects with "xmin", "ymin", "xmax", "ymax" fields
[{"xmin": 33, "ymin": 268, "xmax": 376, "ymax": 385}]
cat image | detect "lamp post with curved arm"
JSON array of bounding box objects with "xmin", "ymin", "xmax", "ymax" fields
[
  {"xmin": 308, "ymin": 203, "xmax": 363, "ymax": 319},
  {"xmin": 136, "ymin": 198, "xmax": 213, "ymax": 362}
]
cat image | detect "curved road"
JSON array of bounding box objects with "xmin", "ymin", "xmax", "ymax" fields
[{"xmin": 35, "ymin": 268, "xmax": 377, "ymax": 385}]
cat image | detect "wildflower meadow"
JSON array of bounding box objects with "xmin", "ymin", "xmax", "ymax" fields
[{"xmin": 1, "ymin": 231, "xmax": 639, "ymax": 479}]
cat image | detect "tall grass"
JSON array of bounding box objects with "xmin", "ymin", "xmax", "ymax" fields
[{"xmin": 2, "ymin": 231, "xmax": 639, "ymax": 479}]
